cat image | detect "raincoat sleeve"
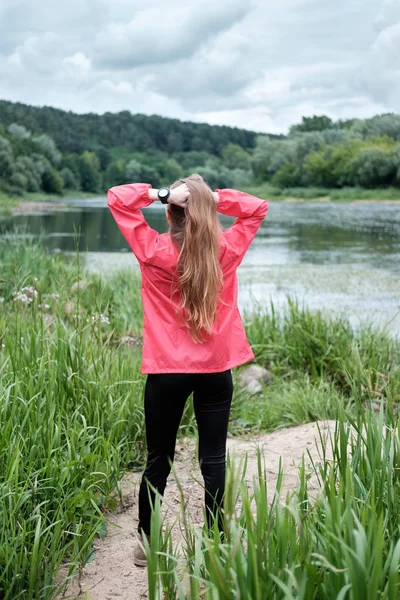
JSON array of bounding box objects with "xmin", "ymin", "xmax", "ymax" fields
[
  {"xmin": 107, "ymin": 183, "xmax": 159, "ymax": 265},
  {"xmin": 215, "ymin": 188, "xmax": 268, "ymax": 266}
]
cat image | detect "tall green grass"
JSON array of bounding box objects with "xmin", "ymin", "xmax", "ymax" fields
[
  {"xmin": 0, "ymin": 238, "xmax": 148, "ymax": 598},
  {"xmin": 0, "ymin": 233, "xmax": 399, "ymax": 597},
  {"xmin": 244, "ymin": 298, "xmax": 400, "ymax": 404},
  {"xmin": 145, "ymin": 401, "xmax": 400, "ymax": 599}
]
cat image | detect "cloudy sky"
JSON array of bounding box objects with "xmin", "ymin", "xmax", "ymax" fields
[{"xmin": 0, "ymin": 0, "xmax": 399, "ymax": 134}]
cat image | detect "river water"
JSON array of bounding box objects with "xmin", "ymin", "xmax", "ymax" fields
[{"xmin": 2, "ymin": 197, "xmax": 399, "ymax": 335}]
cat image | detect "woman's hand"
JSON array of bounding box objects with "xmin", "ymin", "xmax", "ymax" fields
[{"xmin": 169, "ymin": 183, "xmax": 190, "ymax": 207}]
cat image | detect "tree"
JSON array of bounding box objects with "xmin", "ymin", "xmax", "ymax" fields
[
  {"xmin": 158, "ymin": 159, "xmax": 182, "ymax": 184},
  {"xmin": 176, "ymin": 151, "xmax": 213, "ymax": 170},
  {"xmin": 271, "ymin": 162, "xmax": 301, "ymax": 187},
  {"xmin": 356, "ymin": 114, "xmax": 400, "ymax": 141},
  {"xmin": 140, "ymin": 164, "xmax": 160, "ymax": 187},
  {"xmin": 0, "ymin": 135, "xmax": 11, "ymax": 152},
  {"xmin": 252, "ymin": 136, "xmax": 280, "ymax": 181},
  {"xmin": 60, "ymin": 167, "xmax": 79, "ymax": 190},
  {"xmin": 62, "ymin": 153, "xmax": 81, "ymax": 188},
  {"xmin": 290, "ymin": 115, "xmax": 334, "ymax": 134},
  {"xmin": 0, "ymin": 150, "xmax": 14, "ymax": 179},
  {"xmin": 349, "ymin": 148, "xmax": 395, "ymax": 187},
  {"xmin": 392, "ymin": 144, "xmax": 400, "ymax": 187},
  {"xmin": 33, "ymin": 134, "xmax": 61, "ymax": 165},
  {"xmin": 222, "ymin": 143, "xmax": 251, "ymax": 170},
  {"xmin": 15, "ymin": 156, "xmax": 41, "ymax": 191},
  {"xmin": 31, "ymin": 153, "xmax": 53, "ymax": 178},
  {"xmin": 304, "ymin": 143, "xmax": 359, "ymax": 187},
  {"xmin": 193, "ymin": 166, "xmax": 234, "ymax": 189},
  {"xmin": 293, "ymin": 132, "xmax": 325, "ymax": 165},
  {"xmin": 79, "ymin": 151, "xmax": 101, "ymax": 192},
  {"xmin": 10, "ymin": 171, "xmax": 28, "ymax": 191},
  {"xmin": 42, "ymin": 169, "xmax": 64, "ymax": 194},
  {"xmin": 8, "ymin": 123, "xmax": 31, "ymax": 139},
  {"xmin": 125, "ymin": 159, "xmax": 142, "ymax": 182},
  {"xmin": 104, "ymin": 161, "xmax": 125, "ymax": 189},
  {"xmin": 124, "ymin": 159, "xmax": 160, "ymax": 186},
  {"xmin": 268, "ymin": 152, "xmax": 289, "ymax": 176},
  {"xmin": 167, "ymin": 132, "xmax": 183, "ymax": 153},
  {"xmin": 230, "ymin": 168, "xmax": 253, "ymax": 188}
]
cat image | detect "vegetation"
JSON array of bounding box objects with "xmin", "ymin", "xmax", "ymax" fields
[
  {"xmin": 147, "ymin": 406, "xmax": 400, "ymax": 599},
  {"xmin": 245, "ymin": 185, "xmax": 400, "ymax": 201},
  {"xmin": 1, "ymin": 233, "xmax": 399, "ymax": 597},
  {"xmin": 1, "ymin": 100, "xmax": 400, "ymax": 204}
]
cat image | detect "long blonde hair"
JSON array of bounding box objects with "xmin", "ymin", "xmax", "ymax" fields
[{"xmin": 167, "ymin": 174, "xmax": 224, "ymax": 343}]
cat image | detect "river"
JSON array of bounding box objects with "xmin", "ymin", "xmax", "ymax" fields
[{"xmin": 1, "ymin": 197, "xmax": 399, "ymax": 335}]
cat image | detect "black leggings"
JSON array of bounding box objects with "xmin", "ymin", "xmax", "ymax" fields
[{"xmin": 138, "ymin": 369, "xmax": 233, "ymax": 536}]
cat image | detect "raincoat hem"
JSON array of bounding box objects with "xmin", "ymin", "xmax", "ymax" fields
[{"xmin": 141, "ymin": 353, "xmax": 256, "ymax": 375}]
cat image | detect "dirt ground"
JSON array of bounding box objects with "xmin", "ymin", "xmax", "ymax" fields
[{"xmin": 57, "ymin": 420, "xmax": 336, "ymax": 600}]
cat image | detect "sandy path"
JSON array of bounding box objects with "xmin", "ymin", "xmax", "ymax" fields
[{"xmin": 57, "ymin": 420, "xmax": 335, "ymax": 600}]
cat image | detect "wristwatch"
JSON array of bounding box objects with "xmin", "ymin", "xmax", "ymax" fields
[{"xmin": 158, "ymin": 187, "xmax": 171, "ymax": 204}]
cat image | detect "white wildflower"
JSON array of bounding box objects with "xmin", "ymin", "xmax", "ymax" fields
[
  {"xmin": 12, "ymin": 286, "xmax": 38, "ymax": 303},
  {"xmin": 13, "ymin": 292, "xmax": 30, "ymax": 303},
  {"xmin": 0, "ymin": 297, "xmax": 4, "ymax": 303},
  {"xmin": 21, "ymin": 286, "xmax": 38, "ymax": 298},
  {"xmin": 91, "ymin": 312, "xmax": 110, "ymax": 325}
]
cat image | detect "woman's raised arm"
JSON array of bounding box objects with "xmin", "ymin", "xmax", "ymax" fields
[{"xmin": 215, "ymin": 188, "xmax": 268, "ymax": 267}]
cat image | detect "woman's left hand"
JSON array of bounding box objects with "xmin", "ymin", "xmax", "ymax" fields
[{"xmin": 169, "ymin": 184, "xmax": 190, "ymax": 207}]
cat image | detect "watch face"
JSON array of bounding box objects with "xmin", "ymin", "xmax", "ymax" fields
[{"xmin": 159, "ymin": 188, "xmax": 169, "ymax": 198}]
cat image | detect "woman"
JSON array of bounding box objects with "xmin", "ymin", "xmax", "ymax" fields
[{"xmin": 107, "ymin": 174, "xmax": 268, "ymax": 567}]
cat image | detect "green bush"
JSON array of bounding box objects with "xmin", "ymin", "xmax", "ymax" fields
[{"xmin": 42, "ymin": 169, "xmax": 64, "ymax": 194}]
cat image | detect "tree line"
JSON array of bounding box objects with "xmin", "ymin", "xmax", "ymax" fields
[{"xmin": 0, "ymin": 99, "xmax": 400, "ymax": 197}]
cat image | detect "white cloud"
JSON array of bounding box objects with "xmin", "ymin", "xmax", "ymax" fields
[
  {"xmin": 93, "ymin": 0, "xmax": 251, "ymax": 68},
  {"xmin": 371, "ymin": 21, "xmax": 400, "ymax": 64},
  {"xmin": 63, "ymin": 53, "xmax": 91, "ymax": 73},
  {"xmin": 374, "ymin": 0, "xmax": 400, "ymax": 30}
]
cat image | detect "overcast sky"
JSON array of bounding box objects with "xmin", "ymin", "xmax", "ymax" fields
[{"xmin": 0, "ymin": 0, "xmax": 399, "ymax": 134}]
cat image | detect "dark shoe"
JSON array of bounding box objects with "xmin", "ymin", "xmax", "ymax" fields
[{"xmin": 133, "ymin": 532, "xmax": 149, "ymax": 567}]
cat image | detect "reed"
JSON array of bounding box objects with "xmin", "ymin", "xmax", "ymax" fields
[{"xmin": 146, "ymin": 403, "xmax": 400, "ymax": 599}]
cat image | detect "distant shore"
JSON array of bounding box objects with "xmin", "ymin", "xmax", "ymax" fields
[
  {"xmin": 0, "ymin": 190, "xmax": 97, "ymax": 216},
  {"xmin": 1, "ymin": 187, "xmax": 400, "ymax": 217},
  {"xmin": 244, "ymin": 185, "xmax": 400, "ymax": 203}
]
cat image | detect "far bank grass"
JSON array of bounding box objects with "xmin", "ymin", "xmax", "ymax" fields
[
  {"xmin": 0, "ymin": 190, "xmax": 99, "ymax": 215},
  {"xmin": 245, "ymin": 185, "xmax": 400, "ymax": 201},
  {"xmin": 1, "ymin": 233, "xmax": 400, "ymax": 598}
]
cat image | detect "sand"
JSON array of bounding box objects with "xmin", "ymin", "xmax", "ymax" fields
[{"xmin": 56, "ymin": 420, "xmax": 336, "ymax": 600}]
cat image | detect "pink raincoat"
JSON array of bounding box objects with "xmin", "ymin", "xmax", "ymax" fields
[{"xmin": 107, "ymin": 184, "xmax": 268, "ymax": 374}]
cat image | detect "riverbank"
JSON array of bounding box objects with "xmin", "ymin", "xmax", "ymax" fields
[
  {"xmin": 0, "ymin": 189, "xmax": 97, "ymax": 216},
  {"xmin": 1, "ymin": 186, "xmax": 400, "ymax": 218},
  {"xmin": 1, "ymin": 236, "xmax": 400, "ymax": 598},
  {"xmin": 245, "ymin": 185, "xmax": 400, "ymax": 202}
]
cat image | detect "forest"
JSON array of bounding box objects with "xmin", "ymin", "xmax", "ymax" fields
[{"xmin": 1, "ymin": 99, "xmax": 400, "ymax": 197}]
